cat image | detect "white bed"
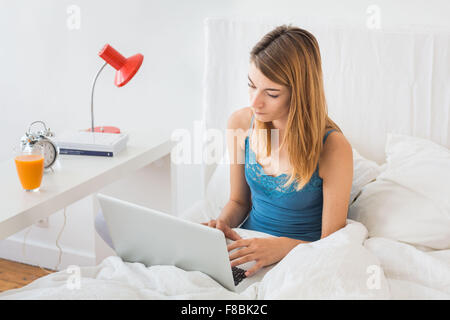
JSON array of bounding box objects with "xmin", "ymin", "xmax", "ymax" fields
[{"xmin": 0, "ymin": 18, "xmax": 449, "ymax": 300}]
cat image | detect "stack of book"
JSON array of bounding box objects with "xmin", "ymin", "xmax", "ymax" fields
[{"xmin": 54, "ymin": 131, "xmax": 129, "ymax": 157}]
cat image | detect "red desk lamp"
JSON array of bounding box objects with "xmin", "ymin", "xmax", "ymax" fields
[{"xmin": 88, "ymin": 44, "xmax": 144, "ymax": 133}]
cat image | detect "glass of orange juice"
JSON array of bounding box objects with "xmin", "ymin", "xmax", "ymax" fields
[{"xmin": 14, "ymin": 144, "xmax": 45, "ymax": 192}]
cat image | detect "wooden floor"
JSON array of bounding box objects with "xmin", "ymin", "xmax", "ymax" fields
[{"xmin": 0, "ymin": 258, "xmax": 54, "ymax": 293}]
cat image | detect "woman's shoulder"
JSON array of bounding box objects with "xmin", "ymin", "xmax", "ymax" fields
[
  {"xmin": 324, "ymin": 126, "xmax": 344, "ymax": 142},
  {"xmin": 227, "ymin": 107, "xmax": 253, "ymax": 131},
  {"xmin": 227, "ymin": 107, "xmax": 253, "ymax": 151},
  {"xmin": 319, "ymin": 127, "xmax": 352, "ymax": 179}
]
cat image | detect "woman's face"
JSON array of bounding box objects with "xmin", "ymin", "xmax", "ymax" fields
[{"xmin": 248, "ymin": 62, "xmax": 290, "ymax": 123}]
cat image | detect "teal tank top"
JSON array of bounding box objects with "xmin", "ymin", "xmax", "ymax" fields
[{"xmin": 241, "ymin": 114, "xmax": 336, "ymax": 242}]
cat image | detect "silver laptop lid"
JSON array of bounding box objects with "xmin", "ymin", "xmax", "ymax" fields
[{"xmin": 96, "ymin": 193, "xmax": 236, "ymax": 291}]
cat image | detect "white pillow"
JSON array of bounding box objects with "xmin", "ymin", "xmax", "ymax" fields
[
  {"xmin": 205, "ymin": 146, "xmax": 384, "ymax": 219},
  {"xmin": 348, "ymin": 133, "xmax": 450, "ymax": 250},
  {"xmin": 350, "ymin": 148, "xmax": 385, "ymax": 206}
]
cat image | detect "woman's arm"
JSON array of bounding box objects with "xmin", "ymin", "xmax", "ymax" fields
[
  {"xmin": 217, "ymin": 199, "xmax": 251, "ymax": 229},
  {"xmin": 204, "ymin": 108, "xmax": 252, "ymax": 229},
  {"xmin": 221, "ymin": 109, "xmax": 253, "ymax": 227},
  {"xmin": 319, "ymin": 132, "xmax": 353, "ymax": 238}
]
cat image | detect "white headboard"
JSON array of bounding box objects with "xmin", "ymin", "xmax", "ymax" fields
[{"xmin": 202, "ymin": 18, "xmax": 450, "ymax": 188}]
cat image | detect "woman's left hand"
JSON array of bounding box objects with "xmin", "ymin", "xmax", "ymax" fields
[{"xmin": 227, "ymin": 237, "xmax": 302, "ymax": 277}]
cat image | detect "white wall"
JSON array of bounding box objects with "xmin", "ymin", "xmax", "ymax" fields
[{"xmin": 0, "ymin": 0, "xmax": 448, "ymax": 270}]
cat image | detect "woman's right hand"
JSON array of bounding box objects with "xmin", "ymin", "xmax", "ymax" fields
[{"xmin": 201, "ymin": 219, "xmax": 242, "ymax": 241}]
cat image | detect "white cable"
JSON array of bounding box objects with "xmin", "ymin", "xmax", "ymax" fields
[
  {"xmin": 22, "ymin": 226, "xmax": 33, "ymax": 261},
  {"xmin": 22, "ymin": 207, "xmax": 68, "ymax": 273},
  {"xmin": 54, "ymin": 207, "xmax": 67, "ymax": 271}
]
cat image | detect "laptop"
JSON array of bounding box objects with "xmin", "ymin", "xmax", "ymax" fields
[{"xmin": 96, "ymin": 193, "xmax": 249, "ymax": 292}]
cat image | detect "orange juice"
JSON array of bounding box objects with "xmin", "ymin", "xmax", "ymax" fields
[{"xmin": 15, "ymin": 154, "xmax": 44, "ymax": 190}]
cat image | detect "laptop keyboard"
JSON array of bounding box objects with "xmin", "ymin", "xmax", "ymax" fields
[{"xmin": 232, "ymin": 266, "xmax": 247, "ymax": 286}]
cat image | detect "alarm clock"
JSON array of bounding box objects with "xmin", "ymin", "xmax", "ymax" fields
[{"xmin": 21, "ymin": 121, "xmax": 59, "ymax": 170}]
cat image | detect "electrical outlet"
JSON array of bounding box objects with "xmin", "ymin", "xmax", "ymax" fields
[{"xmin": 35, "ymin": 217, "xmax": 49, "ymax": 228}]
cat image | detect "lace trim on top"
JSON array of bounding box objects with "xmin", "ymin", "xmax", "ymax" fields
[{"xmin": 245, "ymin": 136, "xmax": 323, "ymax": 198}]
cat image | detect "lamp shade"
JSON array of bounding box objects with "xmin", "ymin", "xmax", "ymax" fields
[{"xmin": 98, "ymin": 44, "xmax": 144, "ymax": 87}]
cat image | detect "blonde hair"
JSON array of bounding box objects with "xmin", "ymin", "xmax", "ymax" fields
[{"xmin": 250, "ymin": 24, "xmax": 342, "ymax": 191}]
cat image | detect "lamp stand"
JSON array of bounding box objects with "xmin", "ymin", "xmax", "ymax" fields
[{"xmin": 88, "ymin": 62, "xmax": 120, "ymax": 134}]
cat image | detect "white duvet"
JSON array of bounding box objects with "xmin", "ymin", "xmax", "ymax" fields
[{"xmin": 1, "ymin": 219, "xmax": 448, "ymax": 300}]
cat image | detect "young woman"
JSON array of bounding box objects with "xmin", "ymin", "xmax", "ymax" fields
[{"xmin": 202, "ymin": 25, "xmax": 353, "ymax": 277}]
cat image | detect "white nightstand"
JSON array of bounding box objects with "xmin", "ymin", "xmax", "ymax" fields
[{"xmin": 0, "ymin": 129, "xmax": 176, "ymax": 266}]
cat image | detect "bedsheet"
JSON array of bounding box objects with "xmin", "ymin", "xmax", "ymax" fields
[
  {"xmin": 0, "ymin": 220, "xmax": 389, "ymax": 299},
  {"xmin": 0, "ymin": 218, "xmax": 448, "ymax": 299}
]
